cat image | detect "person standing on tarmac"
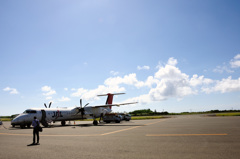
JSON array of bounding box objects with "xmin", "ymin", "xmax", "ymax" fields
[{"xmin": 32, "ymin": 116, "xmax": 40, "ymax": 145}]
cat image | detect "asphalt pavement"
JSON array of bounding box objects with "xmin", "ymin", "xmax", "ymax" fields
[{"xmin": 1, "ymin": 115, "xmax": 240, "ymax": 159}]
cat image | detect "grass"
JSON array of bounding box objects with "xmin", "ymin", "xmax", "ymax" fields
[
  {"xmin": 131, "ymin": 116, "xmax": 165, "ymax": 120},
  {"xmin": 0, "ymin": 118, "xmax": 12, "ymax": 121},
  {"xmin": 216, "ymin": 112, "xmax": 240, "ymax": 116}
]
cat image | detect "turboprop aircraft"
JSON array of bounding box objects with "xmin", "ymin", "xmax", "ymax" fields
[{"xmin": 11, "ymin": 93, "xmax": 137, "ymax": 128}]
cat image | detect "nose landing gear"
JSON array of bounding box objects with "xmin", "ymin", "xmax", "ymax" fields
[
  {"xmin": 61, "ymin": 121, "xmax": 66, "ymax": 126},
  {"xmin": 93, "ymin": 120, "xmax": 98, "ymax": 126}
]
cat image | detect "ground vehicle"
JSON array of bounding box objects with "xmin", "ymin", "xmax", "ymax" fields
[
  {"xmin": 103, "ymin": 114, "xmax": 121, "ymax": 123},
  {"xmin": 124, "ymin": 114, "xmax": 131, "ymax": 121},
  {"xmin": 0, "ymin": 119, "xmax": 2, "ymax": 125},
  {"xmin": 118, "ymin": 113, "xmax": 131, "ymax": 121}
]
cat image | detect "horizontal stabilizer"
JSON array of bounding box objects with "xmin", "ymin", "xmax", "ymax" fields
[
  {"xmin": 97, "ymin": 93, "xmax": 125, "ymax": 96},
  {"xmin": 91, "ymin": 102, "xmax": 138, "ymax": 108}
]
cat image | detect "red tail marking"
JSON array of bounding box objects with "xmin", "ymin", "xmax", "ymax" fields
[
  {"xmin": 106, "ymin": 93, "xmax": 114, "ymax": 109},
  {"xmin": 98, "ymin": 93, "xmax": 125, "ymax": 110}
]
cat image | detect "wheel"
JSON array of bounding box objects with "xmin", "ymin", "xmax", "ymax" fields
[
  {"xmin": 61, "ymin": 121, "xmax": 66, "ymax": 126},
  {"xmin": 20, "ymin": 124, "xmax": 26, "ymax": 129},
  {"xmin": 12, "ymin": 124, "xmax": 15, "ymax": 127},
  {"xmin": 43, "ymin": 123, "xmax": 49, "ymax": 127},
  {"xmin": 93, "ymin": 120, "xmax": 98, "ymax": 126},
  {"xmin": 27, "ymin": 124, "xmax": 31, "ymax": 128}
]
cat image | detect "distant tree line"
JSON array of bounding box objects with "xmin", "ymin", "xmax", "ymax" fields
[
  {"xmin": 129, "ymin": 109, "xmax": 169, "ymax": 116},
  {"xmin": 129, "ymin": 109, "xmax": 240, "ymax": 116},
  {"xmin": 0, "ymin": 114, "xmax": 19, "ymax": 119}
]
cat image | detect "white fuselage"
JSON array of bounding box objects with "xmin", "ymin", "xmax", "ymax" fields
[{"xmin": 11, "ymin": 106, "xmax": 111, "ymax": 127}]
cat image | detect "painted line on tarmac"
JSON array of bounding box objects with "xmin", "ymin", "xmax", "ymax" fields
[
  {"xmin": 143, "ymin": 119, "xmax": 166, "ymax": 126},
  {"xmin": 0, "ymin": 133, "xmax": 32, "ymax": 136},
  {"xmin": 146, "ymin": 134, "xmax": 228, "ymax": 137},
  {"xmin": 101, "ymin": 119, "xmax": 166, "ymax": 136},
  {"xmin": 41, "ymin": 134, "xmax": 101, "ymax": 137},
  {"xmin": 101, "ymin": 125, "xmax": 142, "ymax": 136}
]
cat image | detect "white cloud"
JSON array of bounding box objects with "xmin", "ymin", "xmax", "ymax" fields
[
  {"xmin": 41, "ymin": 86, "xmax": 56, "ymax": 99},
  {"xmin": 74, "ymin": 58, "xmax": 199, "ymax": 104},
  {"xmin": 137, "ymin": 65, "xmax": 150, "ymax": 70},
  {"xmin": 105, "ymin": 74, "xmax": 137, "ymax": 86},
  {"xmin": 110, "ymin": 71, "xmax": 119, "ymax": 76},
  {"xmin": 104, "ymin": 73, "xmax": 152, "ymax": 89},
  {"xmin": 230, "ymin": 54, "xmax": 240, "ymax": 68},
  {"xmin": 71, "ymin": 85, "xmax": 125, "ymax": 101},
  {"xmin": 213, "ymin": 65, "xmax": 234, "ymax": 73},
  {"xmin": 155, "ymin": 64, "xmax": 187, "ymax": 80},
  {"xmin": 167, "ymin": 57, "xmax": 178, "ymax": 66},
  {"xmin": 213, "ymin": 54, "xmax": 240, "ymax": 73},
  {"xmin": 43, "ymin": 90, "xmax": 56, "ymax": 96},
  {"xmin": 46, "ymin": 96, "xmax": 52, "ymax": 100},
  {"xmin": 202, "ymin": 76, "xmax": 240, "ymax": 94},
  {"xmin": 69, "ymin": 56, "xmax": 240, "ymax": 106},
  {"xmin": 3, "ymin": 87, "xmax": 19, "ymax": 94},
  {"xmin": 71, "ymin": 88, "xmax": 88, "ymax": 97},
  {"xmin": 149, "ymin": 61, "xmax": 197, "ymax": 101},
  {"xmin": 124, "ymin": 94, "xmax": 151, "ymax": 105},
  {"xmin": 59, "ymin": 96, "xmax": 71, "ymax": 102},
  {"xmin": 189, "ymin": 74, "xmax": 213, "ymax": 87},
  {"xmin": 144, "ymin": 76, "xmax": 159, "ymax": 88},
  {"xmin": 122, "ymin": 57, "xmax": 222, "ymax": 104},
  {"xmin": 41, "ymin": 86, "xmax": 51, "ymax": 92},
  {"xmin": 64, "ymin": 88, "xmax": 68, "ymax": 91}
]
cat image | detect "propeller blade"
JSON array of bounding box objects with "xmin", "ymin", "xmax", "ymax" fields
[
  {"xmin": 81, "ymin": 108, "xmax": 84, "ymax": 119},
  {"xmin": 80, "ymin": 99, "xmax": 82, "ymax": 108},
  {"xmin": 84, "ymin": 103, "xmax": 89, "ymax": 107},
  {"xmin": 44, "ymin": 103, "xmax": 47, "ymax": 108},
  {"xmin": 77, "ymin": 98, "xmax": 86, "ymax": 119},
  {"xmin": 49, "ymin": 102, "xmax": 52, "ymax": 108},
  {"xmin": 74, "ymin": 108, "xmax": 80, "ymax": 115}
]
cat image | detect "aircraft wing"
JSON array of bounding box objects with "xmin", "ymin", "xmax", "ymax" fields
[{"xmin": 91, "ymin": 102, "xmax": 138, "ymax": 108}]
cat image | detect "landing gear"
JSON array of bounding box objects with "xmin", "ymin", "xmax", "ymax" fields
[
  {"xmin": 41, "ymin": 120, "xmax": 49, "ymax": 127},
  {"xmin": 93, "ymin": 120, "xmax": 98, "ymax": 126},
  {"xmin": 61, "ymin": 121, "xmax": 66, "ymax": 126},
  {"xmin": 20, "ymin": 124, "xmax": 26, "ymax": 129},
  {"xmin": 27, "ymin": 124, "xmax": 31, "ymax": 128},
  {"xmin": 99, "ymin": 113, "xmax": 103, "ymax": 123},
  {"xmin": 42, "ymin": 122, "xmax": 49, "ymax": 127}
]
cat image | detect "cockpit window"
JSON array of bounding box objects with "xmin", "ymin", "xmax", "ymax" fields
[{"xmin": 23, "ymin": 110, "xmax": 37, "ymax": 114}]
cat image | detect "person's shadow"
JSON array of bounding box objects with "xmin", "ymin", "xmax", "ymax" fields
[{"xmin": 27, "ymin": 143, "xmax": 40, "ymax": 146}]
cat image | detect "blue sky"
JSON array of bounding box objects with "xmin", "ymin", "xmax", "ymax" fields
[{"xmin": 1, "ymin": 0, "xmax": 240, "ymax": 116}]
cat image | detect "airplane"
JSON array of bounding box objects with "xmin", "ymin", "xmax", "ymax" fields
[{"xmin": 11, "ymin": 93, "xmax": 137, "ymax": 128}]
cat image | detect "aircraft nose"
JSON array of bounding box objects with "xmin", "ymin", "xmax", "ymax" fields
[{"xmin": 11, "ymin": 115, "xmax": 25, "ymax": 124}]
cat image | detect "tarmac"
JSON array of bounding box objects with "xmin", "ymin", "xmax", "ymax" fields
[{"xmin": 1, "ymin": 115, "xmax": 240, "ymax": 159}]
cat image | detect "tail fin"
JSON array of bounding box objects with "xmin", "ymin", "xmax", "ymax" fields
[{"xmin": 98, "ymin": 93, "xmax": 125, "ymax": 109}]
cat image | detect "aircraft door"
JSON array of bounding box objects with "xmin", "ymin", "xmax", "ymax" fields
[{"xmin": 41, "ymin": 110, "xmax": 48, "ymax": 127}]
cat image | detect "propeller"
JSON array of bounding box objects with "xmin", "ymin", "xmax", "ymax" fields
[
  {"xmin": 49, "ymin": 102, "xmax": 52, "ymax": 108},
  {"xmin": 76, "ymin": 99, "xmax": 89, "ymax": 118},
  {"xmin": 44, "ymin": 102, "xmax": 52, "ymax": 108}
]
